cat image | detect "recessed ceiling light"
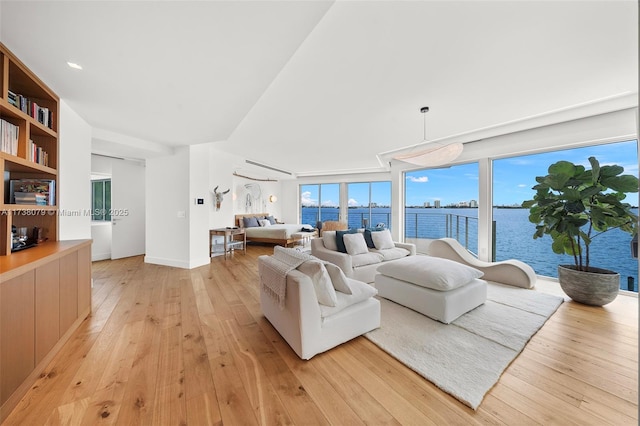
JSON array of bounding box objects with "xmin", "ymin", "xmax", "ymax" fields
[{"xmin": 66, "ymin": 61, "xmax": 83, "ymax": 70}]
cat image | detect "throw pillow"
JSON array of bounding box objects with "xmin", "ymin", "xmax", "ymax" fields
[
  {"xmin": 258, "ymin": 219, "xmax": 271, "ymax": 227},
  {"xmin": 298, "ymin": 260, "xmax": 338, "ymax": 306},
  {"xmin": 266, "ymin": 215, "xmax": 276, "ymax": 225},
  {"xmin": 377, "ymin": 256, "xmax": 484, "ymax": 291},
  {"xmin": 324, "ymin": 262, "xmax": 352, "ymax": 294},
  {"xmin": 322, "ymin": 231, "xmax": 338, "ymax": 251},
  {"xmin": 335, "ymin": 229, "xmax": 357, "ymax": 253},
  {"xmin": 242, "ymin": 216, "xmax": 260, "ymax": 228},
  {"xmin": 363, "ymin": 229, "xmax": 376, "ymax": 248},
  {"xmin": 371, "ymin": 229, "xmax": 395, "ymax": 250},
  {"xmin": 343, "ymin": 233, "xmax": 369, "ymax": 255},
  {"xmin": 319, "ymin": 278, "xmax": 378, "ymax": 318}
]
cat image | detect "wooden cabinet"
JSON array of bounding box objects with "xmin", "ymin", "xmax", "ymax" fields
[
  {"xmin": 0, "ymin": 271, "xmax": 35, "ymax": 406},
  {"xmin": 0, "ymin": 240, "xmax": 91, "ymax": 421},
  {"xmin": 0, "ymin": 42, "xmax": 59, "ymax": 256},
  {"xmin": 35, "ymin": 260, "xmax": 60, "ymax": 364},
  {"xmin": 59, "ymin": 251, "xmax": 79, "ymax": 336}
]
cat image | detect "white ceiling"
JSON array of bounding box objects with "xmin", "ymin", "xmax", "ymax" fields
[{"xmin": 1, "ymin": 1, "xmax": 637, "ymax": 178}]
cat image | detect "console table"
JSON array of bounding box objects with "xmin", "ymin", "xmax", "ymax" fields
[{"xmin": 210, "ymin": 228, "xmax": 246, "ymax": 259}]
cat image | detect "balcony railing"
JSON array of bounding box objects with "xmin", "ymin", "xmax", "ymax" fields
[{"xmin": 304, "ymin": 209, "xmax": 482, "ymax": 256}]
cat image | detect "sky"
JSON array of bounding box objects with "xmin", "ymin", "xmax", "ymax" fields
[
  {"xmin": 301, "ymin": 140, "xmax": 638, "ymax": 208},
  {"xmin": 300, "ymin": 182, "xmax": 392, "ymax": 208},
  {"xmin": 406, "ymin": 139, "xmax": 639, "ymax": 207}
]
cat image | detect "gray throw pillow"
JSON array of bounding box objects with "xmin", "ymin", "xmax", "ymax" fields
[{"xmin": 243, "ymin": 216, "xmax": 260, "ymax": 228}]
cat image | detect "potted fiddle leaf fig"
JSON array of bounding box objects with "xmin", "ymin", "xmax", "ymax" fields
[{"xmin": 522, "ymin": 156, "xmax": 638, "ymax": 306}]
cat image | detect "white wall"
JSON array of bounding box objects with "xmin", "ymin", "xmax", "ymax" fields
[
  {"xmin": 91, "ymin": 222, "xmax": 111, "ymax": 261},
  {"xmin": 206, "ymin": 145, "xmax": 286, "ymax": 227},
  {"xmin": 145, "ymin": 147, "xmax": 191, "ymax": 268},
  {"xmin": 233, "ymin": 175, "xmax": 282, "ymax": 219},
  {"xmin": 58, "ymin": 99, "xmax": 92, "ymax": 240},
  {"xmin": 145, "ymin": 143, "xmax": 285, "ymax": 268},
  {"xmin": 208, "ymin": 146, "xmax": 237, "ymax": 229},
  {"xmin": 189, "ymin": 144, "xmax": 211, "ymax": 268},
  {"xmin": 91, "ymin": 154, "xmax": 114, "ymax": 176}
]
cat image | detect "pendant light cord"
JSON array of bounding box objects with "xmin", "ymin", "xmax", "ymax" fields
[{"xmin": 421, "ymin": 106, "xmax": 429, "ymax": 142}]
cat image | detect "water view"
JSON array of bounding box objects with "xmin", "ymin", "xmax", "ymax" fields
[{"xmin": 302, "ymin": 206, "xmax": 639, "ymax": 292}]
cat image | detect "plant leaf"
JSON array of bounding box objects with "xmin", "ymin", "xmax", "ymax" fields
[
  {"xmin": 602, "ymin": 174, "xmax": 639, "ymax": 193},
  {"xmin": 548, "ymin": 160, "xmax": 576, "ymax": 176},
  {"xmin": 600, "ymin": 164, "xmax": 624, "ymax": 178},
  {"xmin": 589, "ymin": 156, "xmax": 600, "ymax": 182}
]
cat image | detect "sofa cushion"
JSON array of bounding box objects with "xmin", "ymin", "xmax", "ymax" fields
[
  {"xmin": 344, "ymin": 233, "xmax": 369, "ymax": 255},
  {"xmin": 336, "ymin": 229, "xmax": 358, "ymax": 253},
  {"xmin": 242, "ymin": 216, "xmax": 260, "ymax": 228},
  {"xmin": 322, "ymin": 231, "xmax": 338, "ymax": 251},
  {"xmin": 363, "ymin": 229, "xmax": 376, "ymax": 248},
  {"xmin": 351, "ymin": 252, "xmax": 384, "ymax": 268},
  {"xmin": 258, "ymin": 219, "xmax": 271, "ymax": 227},
  {"xmin": 377, "ymin": 255, "xmax": 484, "ymax": 291},
  {"xmin": 298, "ymin": 260, "xmax": 338, "ymax": 306},
  {"xmin": 324, "ymin": 262, "xmax": 352, "ymax": 294},
  {"xmin": 266, "ymin": 215, "xmax": 276, "ymax": 225},
  {"xmin": 371, "ymin": 229, "xmax": 395, "ymax": 250},
  {"xmin": 371, "ymin": 246, "xmax": 411, "ymax": 261},
  {"xmin": 320, "ymin": 278, "xmax": 378, "ymax": 318}
]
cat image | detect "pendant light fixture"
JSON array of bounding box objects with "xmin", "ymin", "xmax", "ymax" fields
[{"xmin": 393, "ymin": 106, "xmax": 463, "ymax": 167}]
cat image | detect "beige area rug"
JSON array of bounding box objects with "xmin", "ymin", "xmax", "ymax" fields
[{"xmin": 364, "ymin": 282, "xmax": 564, "ymax": 409}]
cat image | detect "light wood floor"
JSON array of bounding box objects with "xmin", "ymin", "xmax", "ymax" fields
[{"xmin": 3, "ymin": 245, "xmax": 638, "ymax": 425}]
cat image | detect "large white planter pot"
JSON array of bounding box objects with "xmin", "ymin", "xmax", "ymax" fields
[{"xmin": 557, "ymin": 265, "xmax": 620, "ymax": 306}]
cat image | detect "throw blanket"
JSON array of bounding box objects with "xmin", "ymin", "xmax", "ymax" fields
[{"xmin": 259, "ymin": 246, "xmax": 313, "ymax": 309}]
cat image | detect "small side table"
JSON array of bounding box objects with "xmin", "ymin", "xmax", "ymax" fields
[
  {"xmin": 291, "ymin": 230, "xmax": 318, "ymax": 248},
  {"xmin": 210, "ymin": 227, "xmax": 246, "ymax": 260}
]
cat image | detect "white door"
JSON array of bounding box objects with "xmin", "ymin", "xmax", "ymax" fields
[{"xmin": 111, "ymin": 160, "xmax": 145, "ymax": 259}]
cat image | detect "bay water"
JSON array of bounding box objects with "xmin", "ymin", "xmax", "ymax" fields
[{"xmin": 303, "ymin": 207, "xmax": 638, "ymax": 291}]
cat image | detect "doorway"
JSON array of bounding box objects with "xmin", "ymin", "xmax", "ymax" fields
[{"xmin": 91, "ymin": 155, "xmax": 145, "ymax": 260}]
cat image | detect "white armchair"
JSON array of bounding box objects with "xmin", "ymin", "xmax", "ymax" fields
[{"xmin": 258, "ymin": 255, "xmax": 380, "ymax": 360}]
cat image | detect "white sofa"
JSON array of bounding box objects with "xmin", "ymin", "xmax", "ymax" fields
[
  {"xmin": 258, "ymin": 255, "xmax": 380, "ymax": 360},
  {"xmin": 311, "ymin": 230, "xmax": 416, "ymax": 283}
]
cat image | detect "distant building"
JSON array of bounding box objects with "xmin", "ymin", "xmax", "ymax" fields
[
  {"xmin": 423, "ymin": 201, "xmax": 430, "ymax": 208},
  {"xmin": 434, "ymin": 200, "xmax": 441, "ymax": 208},
  {"xmin": 470, "ymin": 199, "xmax": 478, "ymax": 207}
]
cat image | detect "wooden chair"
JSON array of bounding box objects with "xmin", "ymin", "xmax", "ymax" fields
[{"xmin": 320, "ymin": 220, "xmax": 348, "ymax": 236}]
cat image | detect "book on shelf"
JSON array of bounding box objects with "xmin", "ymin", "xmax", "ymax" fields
[
  {"xmin": 7, "ymin": 90, "xmax": 17, "ymax": 107},
  {"xmin": 14, "ymin": 192, "xmax": 47, "ymax": 206},
  {"xmin": 0, "ymin": 118, "xmax": 19, "ymax": 156},
  {"xmin": 7, "ymin": 91, "xmax": 54, "ymax": 130},
  {"xmin": 9, "ymin": 179, "xmax": 55, "ymax": 205},
  {"xmin": 27, "ymin": 139, "xmax": 49, "ymax": 166}
]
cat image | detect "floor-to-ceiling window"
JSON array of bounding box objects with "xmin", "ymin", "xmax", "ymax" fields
[
  {"xmin": 404, "ymin": 163, "xmax": 479, "ymax": 254},
  {"xmin": 300, "ymin": 183, "xmax": 340, "ymax": 225},
  {"xmin": 492, "ymin": 139, "xmax": 638, "ymax": 291},
  {"xmin": 347, "ymin": 181, "xmax": 391, "ymax": 229}
]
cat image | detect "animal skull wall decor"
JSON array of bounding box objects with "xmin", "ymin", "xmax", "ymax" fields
[{"xmin": 213, "ymin": 186, "xmax": 230, "ymax": 211}]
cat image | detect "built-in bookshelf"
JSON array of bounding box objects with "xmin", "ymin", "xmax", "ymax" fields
[{"xmin": 0, "ymin": 42, "xmax": 59, "ymax": 256}]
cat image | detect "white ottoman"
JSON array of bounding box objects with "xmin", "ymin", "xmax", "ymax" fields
[{"xmin": 375, "ymin": 255, "xmax": 488, "ymax": 324}]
